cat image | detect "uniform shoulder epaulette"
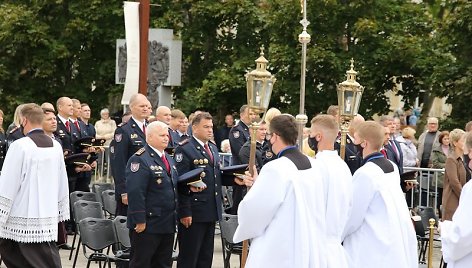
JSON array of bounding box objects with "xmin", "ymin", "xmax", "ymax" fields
[
  {"xmin": 9, "ymin": 126, "xmax": 19, "ymax": 134},
  {"xmin": 179, "ymin": 139, "xmax": 190, "ymax": 146},
  {"xmin": 135, "ymin": 147, "xmax": 145, "ymax": 155},
  {"xmin": 118, "ymin": 121, "xmax": 128, "ymax": 127}
]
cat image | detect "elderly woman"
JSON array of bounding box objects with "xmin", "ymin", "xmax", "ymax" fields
[
  {"xmin": 94, "ymin": 108, "xmax": 117, "ymax": 146},
  {"xmin": 431, "ymin": 131, "xmax": 451, "ymax": 219},
  {"xmin": 399, "ymin": 127, "xmax": 418, "ymax": 168},
  {"xmin": 442, "ymin": 128, "xmax": 467, "ymax": 221}
]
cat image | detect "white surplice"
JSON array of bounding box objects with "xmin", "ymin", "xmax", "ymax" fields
[
  {"xmin": 441, "ymin": 180, "xmax": 472, "ymax": 268},
  {"xmin": 0, "ymin": 137, "xmax": 69, "ymax": 243},
  {"xmin": 342, "ymin": 161, "xmax": 418, "ymax": 268},
  {"xmin": 233, "ymin": 156, "xmax": 327, "ymax": 268},
  {"xmin": 313, "ymin": 150, "xmax": 352, "ymax": 268}
]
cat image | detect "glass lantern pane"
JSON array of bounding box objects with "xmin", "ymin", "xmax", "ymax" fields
[
  {"xmin": 344, "ymin": 90, "xmax": 354, "ymax": 115},
  {"xmin": 253, "ymin": 80, "xmax": 263, "ymax": 107},
  {"xmin": 263, "ymin": 81, "xmax": 273, "ymax": 109}
]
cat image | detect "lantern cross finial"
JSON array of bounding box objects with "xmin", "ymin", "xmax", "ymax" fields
[
  {"xmin": 350, "ymin": 58, "xmax": 355, "ymax": 70},
  {"xmin": 260, "ymin": 45, "xmax": 265, "ymax": 57}
]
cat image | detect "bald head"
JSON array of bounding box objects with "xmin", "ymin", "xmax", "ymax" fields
[
  {"xmin": 156, "ymin": 106, "xmax": 172, "ymax": 125},
  {"xmin": 129, "ymin": 93, "xmax": 151, "ymax": 121},
  {"xmin": 56, "ymin": 97, "xmax": 73, "ymax": 118}
]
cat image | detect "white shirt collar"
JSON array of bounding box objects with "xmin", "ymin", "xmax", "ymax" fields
[
  {"xmin": 148, "ymin": 144, "xmax": 164, "ymax": 158},
  {"xmin": 193, "ymin": 136, "xmax": 207, "ymax": 147},
  {"xmin": 131, "ymin": 116, "xmax": 145, "ymax": 130},
  {"xmin": 57, "ymin": 114, "xmax": 69, "ymax": 125}
]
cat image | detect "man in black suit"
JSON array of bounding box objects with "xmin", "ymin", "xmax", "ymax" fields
[
  {"xmin": 126, "ymin": 121, "xmax": 181, "ymax": 268},
  {"xmin": 174, "ymin": 112, "xmax": 231, "ymax": 268},
  {"xmin": 111, "ymin": 93, "xmax": 151, "ymax": 216},
  {"xmin": 228, "ymin": 105, "xmax": 256, "ymax": 214}
]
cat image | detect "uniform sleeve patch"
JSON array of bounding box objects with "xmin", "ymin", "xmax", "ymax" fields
[
  {"xmin": 175, "ymin": 153, "xmax": 183, "ymax": 163},
  {"xmin": 233, "ymin": 131, "xmax": 240, "ymax": 138},
  {"xmin": 130, "ymin": 162, "xmax": 140, "ymax": 172},
  {"xmin": 115, "ymin": 133, "xmax": 122, "ymax": 142}
]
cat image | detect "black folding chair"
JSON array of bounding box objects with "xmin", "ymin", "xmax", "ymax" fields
[
  {"xmin": 92, "ymin": 183, "xmax": 114, "ymax": 205},
  {"xmin": 70, "ymin": 201, "xmax": 104, "ymax": 268},
  {"xmin": 79, "ymin": 217, "xmax": 126, "ymax": 268},
  {"xmin": 219, "ymin": 213, "xmax": 242, "ymax": 268},
  {"xmin": 101, "ymin": 190, "xmax": 117, "ymax": 218},
  {"xmin": 416, "ymin": 206, "xmax": 440, "ymax": 264}
]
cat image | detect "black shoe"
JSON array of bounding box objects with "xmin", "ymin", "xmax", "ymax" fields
[{"xmin": 59, "ymin": 244, "xmax": 74, "ymax": 250}]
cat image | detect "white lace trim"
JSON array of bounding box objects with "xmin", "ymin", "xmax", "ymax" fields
[
  {"xmin": 58, "ymin": 195, "xmax": 70, "ymax": 222},
  {"xmin": 0, "ymin": 215, "xmax": 60, "ymax": 243},
  {"xmin": 0, "ymin": 196, "xmax": 12, "ymax": 225}
]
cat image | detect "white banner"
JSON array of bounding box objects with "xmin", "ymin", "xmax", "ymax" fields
[{"xmin": 121, "ymin": 1, "xmax": 140, "ymax": 105}]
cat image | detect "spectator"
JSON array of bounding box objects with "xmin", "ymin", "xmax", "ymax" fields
[
  {"xmin": 418, "ymin": 117, "xmax": 441, "ymax": 168},
  {"xmin": 399, "ymin": 127, "xmax": 418, "ymax": 168},
  {"xmin": 443, "ymin": 129, "xmax": 467, "ymax": 221},
  {"xmin": 216, "ymin": 114, "xmax": 234, "ymax": 152},
  {"xmin": 95, "ymin": 108, "xmax": 117, "ymax": 146},
  {"xmin": 431, "ymin": 130, "xmax": 451, "ymax": 219}
]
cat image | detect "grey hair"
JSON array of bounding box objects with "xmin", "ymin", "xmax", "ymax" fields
[
  {"xmin": 146, "ymin": 121, "xmax": 168, "ymax": 138},
  {"xmin": 100, "ymin": 108, "xmax": 110, "ymax": 116}
]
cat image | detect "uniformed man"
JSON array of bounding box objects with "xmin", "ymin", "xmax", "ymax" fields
[
  {"xmin": 229, "ymin": 105, "xmax": 256, "ymax": 215},
  {"xmin": 111, "ymin": 93, "xmax": 151, "ymax": 216},
  {"xmin": 174, "ymin": 112, "xmax": 233, "ymax": 268},
  {"xmin": 126, "ymin": 121, "xmax": 180, "ymax": 268},
  {"xmin": 156, "ymin": 106, "xmax": 180, "ymax": 148}
]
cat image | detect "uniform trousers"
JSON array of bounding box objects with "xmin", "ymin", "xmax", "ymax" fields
[
  {"xmin": 177, "ymin": 221, "xmax": 215, "ymax": 268},
  {"xmin": 129, "ymin": 230, "xmax": 174, "ymax": 268},
  {"xmin": 0, "ymin": 239, "xmax": 61, "ymax": 268}
]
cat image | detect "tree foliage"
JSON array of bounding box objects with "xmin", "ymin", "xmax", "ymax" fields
[{"xmin": 0, "ymin": 0, "xmax": 471, "ymax": 127}]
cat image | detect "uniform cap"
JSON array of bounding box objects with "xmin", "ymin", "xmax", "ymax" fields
[
  {"xmin": 178, "ymin": 168, "xmax": 207, "ymax": 188},
  {"xmin": 220, "ymin": 164, "xmax": 249, "ymax": 176},
  {"xmin": 64, "ymin": 153, "xmax": 91, "ymax": 166},
  {"xmin": 74, "ymin": 137, "xmax": 106, "ymax": 149}
]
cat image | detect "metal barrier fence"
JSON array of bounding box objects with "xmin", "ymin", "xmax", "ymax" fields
[{"xmin": 404, "ymin": 167, "xmax": 445, "ymax": 212}]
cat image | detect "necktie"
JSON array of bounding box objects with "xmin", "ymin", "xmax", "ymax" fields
[
  {"xmin": 142, "ymin": 124, "xmax": 146, "ymax": 135},
  {"xmin": 161, "ymin": 155, "xmax": 170, "ymax": 173},
  {"xmin": 204, "ymin": 143, "xmax": 214, "ymax": 163},
  {"xmin": 65, "ymin": 120, "xmax": 71, "ymax": 132},
  {"xmin": 381, "ymin": 148, "xmax": 387, "ymax": 158},
  {"xmin": 74, "ymin": 120, "xmax": 80, "ymax": 131}
]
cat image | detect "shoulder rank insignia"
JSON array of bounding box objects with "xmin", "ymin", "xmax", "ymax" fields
[
  {"xmin": 179, "ymin": 139, "xmax": 189, "ymax": 145},
  {"xmin": 117, "ymin": 121, "xmax": 127, "ymax": 127},
  {"xmin": 9, "ymin": 126, "xmax": 19, "ymax": 134},
  {"xmin": 135, "ymin": 148, "xmax": 145, "ymax": 155}
]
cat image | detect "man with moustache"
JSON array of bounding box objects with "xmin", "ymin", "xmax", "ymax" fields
[{"xmin": 111, "ymin": 93, "xmax": 151, "ymax": 216}]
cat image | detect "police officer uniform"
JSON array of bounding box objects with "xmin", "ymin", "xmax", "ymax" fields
[
  {"xmin": 126, "ymin": 145, "xmax": 178, "ymax": 268},
  {"xmin": 0, "ymin": 131, "xmax": 6, "ymax": 171},
  {"xmin": 228, "ymin": 121, "xmax": 250, "ymax": 215},
  {"xmin": 111, "ymin": 117, "xmax": 147, "ymax": 216},
  {"xmin": 6, "ymin": 126, "xmax": 25, "ymax": 150},
  {"xmin": 335, "ymin": 134, "xmax": 362, "ymax": 175},
  {"xmin": 174, "ymin": 137, "xmax": 230, "ymax": 268}
]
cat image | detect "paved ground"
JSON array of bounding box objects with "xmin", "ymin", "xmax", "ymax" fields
[
  {"xmin": 0, "ymin": 234, "xmax": 443, "ymax": 268},
  {"xmin": 59, "ymin": 233, "xmax": 240, "ymax": 268}
]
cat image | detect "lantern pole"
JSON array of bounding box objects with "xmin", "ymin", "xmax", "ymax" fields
[
  {"xmin": 296, "ymin": 0, "xmax": 311, "ymax": 152},
  {"xmin": 241, "ymin": 47, "xmax": 275, "ymax": 268}
]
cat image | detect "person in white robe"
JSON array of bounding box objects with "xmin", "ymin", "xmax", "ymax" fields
[
  {"xmin": 0, "ymin": 103, "xmax": 69, "ymax": 268},
  {"xmin": 233, "ymin": 114, "xmax": 328, "ymax": 268},
  {"xmin": 440, "ymin": 132, "xmax": 472, "ymax": 268},
  {"xmin": 342, "ymin": 121, "xmax": 418, "ymax": 268},
  {"xmin": 310, "ymin": 114, "xmax": 353, "ymax": 268}
]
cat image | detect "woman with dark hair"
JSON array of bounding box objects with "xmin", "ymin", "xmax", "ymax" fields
[
  {"xmin": 0, "ymin": 109, "xmax": 6, "ymax": 171},
  {"xmin": 431, "ymin": 130, "xmax": 451, "ymax": 219}
]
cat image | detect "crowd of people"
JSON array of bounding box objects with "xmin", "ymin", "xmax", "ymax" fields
[{"xmin": 0, "ymin": 96, "xmax": 472, "ymax": 267}]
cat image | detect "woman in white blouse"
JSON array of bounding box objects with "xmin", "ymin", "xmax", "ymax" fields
[{"xmin": 94, "ymin": 108, "xmax": 117, "ymax": 146}]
